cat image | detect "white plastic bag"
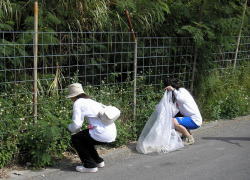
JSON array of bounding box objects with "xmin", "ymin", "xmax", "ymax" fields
[
  {"xmin": 98, "ymin": 105, "xmax": 121, "ymax": 125},
  {"xmin": 136, "ymin": 91, "xmax": 184, "ymax": 154}
]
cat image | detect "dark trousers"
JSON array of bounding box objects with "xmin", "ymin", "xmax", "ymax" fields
[{"xmin": 71, "ymin": 129, "xmax": 106, "ymax": 168}]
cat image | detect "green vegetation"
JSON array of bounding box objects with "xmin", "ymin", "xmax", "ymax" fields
[
  {"xmin": 196, "ymin": 62, "xmax": 250, "ymax": 120},
  {"xmin": 1, "ymin": 63, "xmax": 249, "ymax": 168},
  {"xmin": 0, "ymin": 0, "xmax": 249, "ymax": 168},
  {"xmin": 0, "ymin": 78, "xmax": 163, "ymax": 168},
  {"xmin": 0, "ymin": 0, "xmax": 249, "ymax": 35}
]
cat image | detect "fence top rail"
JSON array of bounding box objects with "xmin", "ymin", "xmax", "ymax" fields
[
  {"xmin": 0, "ymin": 32, "xmax": 249, "ymax": 40},
  {"xmin": 138, "ymin": 36, "xmax": 193, "ymax": 39},
  {"xmin": 139, "ymin": 36, "xmax": 250, "ymax": 38},
  {"xmin": 0, "ymin": 31, "xmax": 135, "ymax": 34}
]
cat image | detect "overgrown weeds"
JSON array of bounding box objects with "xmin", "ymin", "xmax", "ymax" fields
[
  {"xmin": 196, "ymin": 63, "xmax": 250, "ymax": 120},
  {"xmin": 0, "ymin": 64, "xmax": 249, "ymax": 168}
]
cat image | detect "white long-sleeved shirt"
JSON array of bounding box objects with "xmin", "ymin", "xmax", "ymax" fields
[
  {"xmin": 173, "ymin": 88, "xmax": 202, "ymax": 126},
  {"xmin": 68, "ymin": 98, "xmax": 117, "ymax": 143}
]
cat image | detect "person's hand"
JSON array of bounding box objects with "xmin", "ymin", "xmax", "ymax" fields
[{"xmin": 164, "ymin": 86, "xmax": 175, "ymax": 91}]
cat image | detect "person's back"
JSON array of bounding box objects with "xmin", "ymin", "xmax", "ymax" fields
[
  {"xmin": 164, "ymin": 78, "xmax": 202, "ymax": 145},
  {"xmin": 173, "ymin": 88, "xmax": 202, "ymax": 127},
  {"xmin": 66, "ymin": 83, "xmax": 117, "ymax": 173},
  {"xmin": 72, "ymin": 98, "xmax": 117, "ymax": 143}
]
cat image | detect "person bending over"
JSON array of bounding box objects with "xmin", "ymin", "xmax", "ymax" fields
[
  {"xmin": 66, "ymin": 83, "xmax": 117, "ymax": 173},
  {"xmin": 165, "ymin": 78, "xmax": 202, "ymax": 145}
]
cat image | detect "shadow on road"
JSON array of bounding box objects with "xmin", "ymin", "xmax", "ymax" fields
[{"xmin": 202, "ymin": 137, "xmax": 250, "ymax": 147}]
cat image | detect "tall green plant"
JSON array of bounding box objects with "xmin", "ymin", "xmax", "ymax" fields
[
  {"xmin": 0, "ymin": 0, "xmax": 13, "ymax": 30},
  {"xmin": 196, "ymin": 63, "xmax": 250, "ymax": 120}
]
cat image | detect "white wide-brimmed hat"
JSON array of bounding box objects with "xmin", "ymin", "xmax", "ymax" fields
[{"xmin": 66, "ymin": 83, "xmax": 85, "ymax": 98}]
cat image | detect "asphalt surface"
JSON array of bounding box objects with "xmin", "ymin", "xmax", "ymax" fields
[{"xmin": 8, "ymin": 115, "xmax": 250, "ymax": 180}]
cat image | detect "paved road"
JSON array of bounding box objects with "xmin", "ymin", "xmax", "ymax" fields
[{"xmin": 9, "ymin": 116, "xmax": 250, "ymax": 180}]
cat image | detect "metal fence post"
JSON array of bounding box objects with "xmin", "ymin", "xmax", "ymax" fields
[
  {"xmin": 125, "ymin": 10, "xmax": 137, "ymax": 121},
  {"xmin": 33, "ymin": 1, "xmax": 38, "ymax": 120},
  {"xmin": 133, "ymin": 40, "xmax": 138, "ymax": 121},
  {"xmin": 190, "ymin": 46, "xmax": 197, "ymax": 92}
]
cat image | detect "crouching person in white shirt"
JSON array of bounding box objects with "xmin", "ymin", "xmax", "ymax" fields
[
  {"xmin": 66, "ymin": 83, "xmax": 117, "ymax": 173},
  {"xmin": 164, "ymin": 78, "xmax": 202, "ymax": 145}
]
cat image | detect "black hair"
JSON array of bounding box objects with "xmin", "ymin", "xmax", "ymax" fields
[
  {"xmin": 74, "ymin": 93, "xmax": 91, "ymax": 99},
  {"xmin": 164, "ymin": 78, "xmax": 183, "ymax": 90},
  {"xmin": 164, "ymin": 78, "xmax": 183, "ymax": 103}
]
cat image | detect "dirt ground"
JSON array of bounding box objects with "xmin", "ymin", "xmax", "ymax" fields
[{"xmin": 0, "ymin": 145, "xmax": 127, "ymax": 179}]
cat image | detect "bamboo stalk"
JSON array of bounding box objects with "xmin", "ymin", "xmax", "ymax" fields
[
  {"xmin": 234, "ymin": 0, "xmax": 248, "ymax": 68},
  {"xmin": 125, "ymin": 10, "xmax": 136, "ymax": 42}
]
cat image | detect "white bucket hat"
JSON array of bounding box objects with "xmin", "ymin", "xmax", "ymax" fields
[{"xmin": 66, "ymin": 83, "xmax": 85, "ymax": 98}]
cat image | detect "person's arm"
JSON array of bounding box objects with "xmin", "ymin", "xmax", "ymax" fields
[
  {"xmin": 172, "ymin": 88, "xmax": 190, "ymax": 104},
  {"xmin": 165, "ymin": 86, "xmax": 175, "ymax": 91},
  {"xmin": 165, "ymin": 86, "xmax": 187, "ymax": 104},
  {"xmin": 68, "ymin": 101, "xmax": 84, "ymax": 133}
]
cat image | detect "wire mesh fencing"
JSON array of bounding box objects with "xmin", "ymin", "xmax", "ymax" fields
[
  {"xmin": 0, "ymin": 32, "xmax": 136, "ymax": 140},
  {"xmin": 0, "ymin": 32, "xmax": 249, "ymax": 140},
  {"xmin": 211, "ymin": 36, "xmax": 250, "ymax": 69},
  {"xmin": 137, "ymin": 37, "xmax": 195, "ymax": 89}
]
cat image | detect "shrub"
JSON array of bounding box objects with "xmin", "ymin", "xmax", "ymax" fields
[
  {"xmin": 1, "ymin": 64, "xmax": 249, "ymax": 168},
  {"xmin": 19, "ymin": 121, "xmax": 70, "ymax": 167},
  {"xmin": 0, "ymin": 90, "xmax": 72, "ymax": 168},
  {"xmin": 196, "ymin": 63, "xmax": 250, "ymax": 120}
]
